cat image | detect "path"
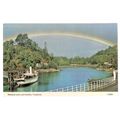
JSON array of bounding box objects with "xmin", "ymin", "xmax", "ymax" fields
[{"xmin": 97, "ymin": 83, "xmax": 118, "ymax": 92}]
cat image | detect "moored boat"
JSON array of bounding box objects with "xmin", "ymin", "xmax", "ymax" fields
[{"xmin": 15, "ymin": 67, "xmax": 38, "ymax": 86}]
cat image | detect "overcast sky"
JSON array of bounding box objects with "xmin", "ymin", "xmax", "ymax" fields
[{"xmin": 3, "ymin": 24, "xmax": 117, "ymax": 57}]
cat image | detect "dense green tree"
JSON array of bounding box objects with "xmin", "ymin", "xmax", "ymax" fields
[
  {"xmin": 4, "ymin": 34, "xmax": 53, "ymax": 70},
  {"xmin": 3, "ymin": 33, "xmax": 117, "ymax": 71},
  {"xmin": 89, "ymin": 45, "xmax": 117, "ymax": 69}
]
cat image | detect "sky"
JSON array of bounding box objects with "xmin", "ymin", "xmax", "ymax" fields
[{"xmin": 3, "ymin": 24, "xmax": 117, "ymax": 57}]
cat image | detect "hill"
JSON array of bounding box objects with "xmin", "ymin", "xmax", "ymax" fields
[
  {"xmin": 3, "ymin": 34, "xmax": 58, "ymax": 71},
  {"xmin": 89, "ymin": 45, "xmax": 117, "ymax": 69},
  {"xmin": 3, "ymin": 34, "xmax": 117, "ymax": 71}
]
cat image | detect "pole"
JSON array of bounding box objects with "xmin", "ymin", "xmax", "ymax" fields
[
  {"xmin": 113, "ymin": 70, "xmax": 116, "ymax": 81},
  {"xmin": 30, "ymin": 66, "xmax": 32, "ymax": 74}
]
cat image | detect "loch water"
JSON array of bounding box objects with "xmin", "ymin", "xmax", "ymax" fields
[{"xmin": 12, "ymin": 67, "xmax": 112, "ymax": 92}]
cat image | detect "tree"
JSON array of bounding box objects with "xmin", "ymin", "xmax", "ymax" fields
[
  {"xmin": 3, "ymin": 34, "xmax": 59, "ymax": 71},
  {"xmin": 48, "ymin": 61, "xmax": 58, "ymax": 69}
]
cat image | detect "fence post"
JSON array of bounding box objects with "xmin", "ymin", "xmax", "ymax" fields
[
  {"xmin": 103, "ymin": 81, "xmax": 105, "ymax": 88},
  {"xmin": 90, "ymin": 82, "xmax": 92, "ymax": 91},
  {"xmin": 94, "ymin": 81, "xmax": 96, "ymax": 91},
  {"xmin": 84, "ymin": 83, "xmax": 86, "ymax": 92},
  {"xmin": 99, "ymin": 80, "xmax": 101, "ymax": 89},
  {"xmin": 97, "ymin": 80, "xmax": 99, "ymax": 90},
  {"xmin": 79, "ymin": 84, "xmax": 81, "ymax": 92},
  {"xmin": 87, "ymin": 83, "xmax": 89, "ymax": 91},
  {"xmin": 102, "ymin": 81, "xmax": 104, "ymax": 89}
]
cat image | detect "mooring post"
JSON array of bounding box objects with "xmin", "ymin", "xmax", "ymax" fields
[{"xmin": 8, "ymin": 72, "xmax": 15, "ymax": 92}]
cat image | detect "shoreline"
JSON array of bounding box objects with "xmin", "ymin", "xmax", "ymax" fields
[
  {"xmin": 4, "ymin": 64, "xmax": 113, "ymax": 75},
  {"xmin": 59, "ymin": 64, "xmax": 114, "ymax": 73},
  {"xmin": 37, "ymin": 68, "xmax": 60, "ymax": 73},
  {"xmin": 3, "ymin": 67, "xmax": 114, "ymax": 92},
  {"xmin": 59, "ymin": 64, "xmax": 97, "ymax": 68}
]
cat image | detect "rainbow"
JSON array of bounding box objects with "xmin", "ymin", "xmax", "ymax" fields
[{"xmin": 4, "ymin": 31, "xmax": 115, "ymax": 46}]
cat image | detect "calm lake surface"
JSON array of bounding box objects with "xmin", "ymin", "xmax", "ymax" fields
[{"xmin": 14, "ymin": 67, "xmax": 111, "ymax": 92}]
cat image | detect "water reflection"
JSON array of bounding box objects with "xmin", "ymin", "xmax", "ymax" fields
[
  {"xmin": 4, "ymin": 67, "xmax": 112, "ymax": 92},
  {"xmin": 38, "ymin": 72, "xmax": 59, "ymax": 85}
]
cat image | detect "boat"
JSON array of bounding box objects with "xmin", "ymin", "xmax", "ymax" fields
[{"xmin": 14, "ymin": 67, "xmax": 38, "ymax": 86}]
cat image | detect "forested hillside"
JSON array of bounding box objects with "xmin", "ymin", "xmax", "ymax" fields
[
  {"xmin": 89, "ymin": 45, "xmax": 117, "ymax": 69},
  {"xmin": 3, "ymin": 34, "xmax": 117, "ymax": 71},
  {"xmin": 3, "ymin": 34, "xmax": 57, "ymax": 71},
  {"xmin": 53, "ymin": 46, "xmax": 117, "ymax": 69}
]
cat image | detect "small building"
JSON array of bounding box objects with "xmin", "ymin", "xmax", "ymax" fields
[{"xmin": 104, "ymin": 62, "xmax": 112, "ymax": 66}]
